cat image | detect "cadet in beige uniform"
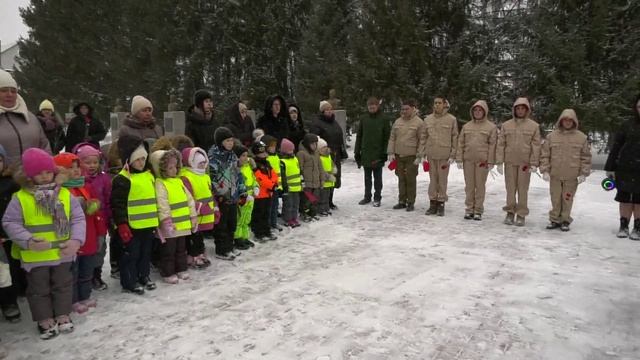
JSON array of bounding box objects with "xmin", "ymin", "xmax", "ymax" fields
[
  {"xmin": 539, "ymin": 109, "xmax": 591, "ymax": 232},
  {"xmin": 496, "ymin": 97, "xmax": 541, "ymax": 226},
  {"xmin": 421, "ymin": 96, "xmax": 458, "ymax": 216},
  {"xmin": 387, "ymin": 99, "xmax": 425, "ymax": 212},
  {"xmin": 456, "ymin": 100, "xmax": 497, "ymax": 220}
]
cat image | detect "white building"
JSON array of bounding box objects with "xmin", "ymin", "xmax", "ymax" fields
[{"xmin": 0, "ymin": 42, "xmax": 20, "ymax": 71}]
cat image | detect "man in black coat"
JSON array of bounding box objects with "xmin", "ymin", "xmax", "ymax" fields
[
  {"xmin": 309, "ymin": 101, "xmax": 348, "ymax": 209},
  {"xmin": 605, "ymin": 94, "xmax": 640, "ymax": 239}
]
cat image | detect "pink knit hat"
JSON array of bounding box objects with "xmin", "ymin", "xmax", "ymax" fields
[
  {"xmin": 280, "ymin": 138, "xmax": 295, "ymax": 155},
  {"xmin": 22, "ymin": 148, "xmax": 56, "ymax": 178},
  {"xmin": 74, "ymin": 143, "xmax": 101, "ymax": 160}
]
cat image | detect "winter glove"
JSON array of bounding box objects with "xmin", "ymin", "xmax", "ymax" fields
[
  {"xmin": 423, "ymin": 161, "xmax": 430, "ymax": 172},
  {"xmin": 456, "ymin": 162, "xmax": 463, "ymax": 170},
  {"xmin": 543, "ymin": 173, "xmax": 550, "ymax": 182},
  {"xmin": 253, "ymin": 187, "xmax": 260, "ymax": 196},
  {"xmin": 160, "ymin": 218, "xmax": 176, "ymax": 238},
  {"xmin": 28, "ymin": 238, "xmax": 51, "ymax": 251},
  {"xmin": 577, "ymin": 175, "xmax": 586, "ymax": 184},
  {"xmin": 529, "ymin": 166, "xmax": 538, "ymax": 173},
  {"xmin": 606, "ymin": 171, "xmax": 615, "ymax": 179},
  {"xmin": 59, "ymin": 240, "xmax": 81, "ymax": 258},
  {"xmin": 496, "ymin": 163, "xmax": 504, "ymax": 175},
  {"xmin": 387, "ymin": 154, "xmax": 395, "ymax": 162},
  {"xmin": 387, "ymin": 159, "xmax": 397, "ymax": 171},
  {"xmin": 117, "ymin": 224, "xmax": 133, "ymax": 244},
  {"xmin": 354, "ymin": 154, "xmax": 362, "ymax": 169},
  {"xmin": 214, "ymin": 207, "xmax": 221, "ymax": 224},
  {"xmin": 191, "ymin": 216, "xmax": 199, "ymax": 233}
]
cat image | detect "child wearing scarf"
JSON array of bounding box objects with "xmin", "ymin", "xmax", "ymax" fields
[
  {"xmin": 2, "ymin": 148, "xmax": 86, "ymax": 340},
  {"xmin": 54, "ymin": 153, "xmax": 101, "ymax": 314},
  {"xmin": 73, "ymin": 143, "xmax": 111, "ymax": 290}
]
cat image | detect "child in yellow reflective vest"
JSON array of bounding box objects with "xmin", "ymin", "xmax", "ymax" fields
[
  {"xmin": 279, "ymin": 138, "xmax": 302, "ymax": 227},
  {"xmin": 234, "ymin": 145, "xmax": 257, "ymax": 249},
  {"xmin": 150, "ymin": 149, "xmax": 197, "ymax": 284},
  {"xmin": 110, "ymin": 134, "xmax": 158, "ymax": 295},
  {"xmin": 2, "ymin": 148, "xmax": 86, "ymax": 339},
  {"xmin": 180, "ymin": 147, "xmax": 215, "ymax": 268},
  {"xmin": 318, "ymin": 138, "xmax": 337, "ymax": 216},
  {"xmin": 262, "ymin": 135, "xmax": 283, "ymax": 232}
]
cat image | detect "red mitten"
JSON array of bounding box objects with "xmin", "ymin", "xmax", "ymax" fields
[
  {"xmin": 117, "ymin": 224, "xmax": 133, "ymax": 244},
  {"xmin": 387, "ymin": 159, "xmax": 397, "ymax": 171},
  {"xmin": 423, "ymin": 161, "xmax": 430, "ymax": 172}
]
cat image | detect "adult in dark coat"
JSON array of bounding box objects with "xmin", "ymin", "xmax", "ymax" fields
[
  {"xmin": 605, "ymin": 94, "xmax": 640, "ymax": 239},
  {"xmin": 309, "ymin": 101, "xmax": 347, "ymax": 209},
  {"xmin": 224, "ymin": 102, "xmax": 255, "ymax": 148},
  {"xmin": 287, "ymin": 104, "xmax": 307, "ymax": 152},
  {"xmin": 65, "ymin": 102, "xmax": 107, "ymax": 152},
  {"xmin": 256, "ymin": 95, "xmax": 291, "ymax": 146},
  {"xmin": 185, "ymin": 89, "xmax": 221, "ymax": 153},
  {"xmin": 354, "ymin": 97, "xmax": 391, "ymax": 206}
]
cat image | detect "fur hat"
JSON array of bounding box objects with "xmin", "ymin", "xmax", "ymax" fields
[
  {"xmin": 131, "ymin": 95, "xmax": 153, "ymax": 115},
  {"xmin": 214, "ymin": 127, "xmax": 234, "ymax": 146},
  {"xmin": 22, "ymin": 148, "xmax": 56, "ymax": 178},
  {"xmin": 233, "ymin": 144, "xmax": 248, "ymax": 158},
  {"xmin": 280, "ymin": 138, "xmax": 295, "ymax": 155},
  {"xmin": 319, "ymin": 100, "xmax": 332, "ymax": 113},
  {"xmin": 194, "ymin": 89, "xmax": 213, "ymax": 109},
  {"xmin": 117, "ymin": 134, "xmax": 146, "ymax": 165},
  {"xmin": 0, "ymin": 70, "xmax": 17, "ymax": 89},
  {"xmin": 150, "ymin": 135, "xmax": 174, "ymax": 153},
  {"xmin": 149, "ymin": 149, "xmax": 181, "ymax": 178},
  {"xmin": 171, "ymin": 135, "xmax": 194, "ymax": 152},
  {"xmin": 39, "ymin": 99, "xmax": 55, "ymax": 112}
]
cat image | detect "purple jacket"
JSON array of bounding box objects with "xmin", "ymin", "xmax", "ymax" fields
[
  {"xmin": 2, "ymin": 193, "xmax": 86, "ymax": 272},
  {"xmin": 85, "ymin": 171, "xmax": 112, "ymax": 223}
]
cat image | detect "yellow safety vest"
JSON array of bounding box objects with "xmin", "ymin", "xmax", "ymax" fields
[
  {"xmin": 12, "ymin": 188, "xmax": 71, "ymax": 263},
  {"xmin": 179, "ymin": 169, "xmax": 214, "ymax": 225},
  {"xmin": 240, "ymin": 163, "xmax": 257, "ymax": 189},
  {"xmin": 267, "ymin": 154, "xmax": 282, "ymax": 190},
  {"xmin": 119, "ymin": 169, "xmax": 159, "ymax": 229},
  {"xmin": 320, "ymin": 155, "xmax": 335, "ymax": 188},
  {"xmin": 157, "ymin": 177, "xmax": 192, "ymax": 232},
  {"xmin": 280, "ymin": 157, "xmax": 302, "ymax": 192}
]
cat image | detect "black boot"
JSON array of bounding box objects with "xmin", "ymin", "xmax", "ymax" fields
[
  {"xmin": 436, "ymin": 202, "xmax": 445, "ymax": 216},
  {"xmin": 617, "ymin": 217, "xmax": 630, "ymax": 238},
  {"xmin": 425, "ymin": 200, "xmax": 437, "ymax": 215},
  {"xmin": 630, "ymin": 219, "xmax": 640, "ymax": 241}
]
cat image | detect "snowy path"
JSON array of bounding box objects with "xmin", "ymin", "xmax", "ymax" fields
[{"xmin": 2, "ymin": 156, "xmax": 640, "ymax": 360}]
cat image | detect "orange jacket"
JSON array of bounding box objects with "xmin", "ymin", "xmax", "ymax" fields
[{"xmin": 254, "ymin": 167, "xmax": 279, "ymax": 199}]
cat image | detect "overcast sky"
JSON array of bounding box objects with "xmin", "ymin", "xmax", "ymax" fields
[{"xmin": 0, "ymin": 0, "xmax": 29, "ymax": 50}]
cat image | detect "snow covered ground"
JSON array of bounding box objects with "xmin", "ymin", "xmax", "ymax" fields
[{"xmin": 1, "ymin": 153, "xmax": 640, "ymax": 360}]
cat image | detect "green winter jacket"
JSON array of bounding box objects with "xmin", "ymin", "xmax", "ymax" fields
[{"xmin": 354, "ymin": 110, "xmax": 392, "ymax": 168}]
